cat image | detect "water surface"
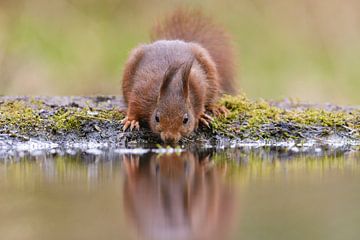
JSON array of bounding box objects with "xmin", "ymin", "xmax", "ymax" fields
[{"xmin": 0, "ymin": 147, "xmax": 359, "ymax": 240}]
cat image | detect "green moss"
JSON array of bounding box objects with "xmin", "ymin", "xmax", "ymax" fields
[
  {"xmin": 0, "ymin": 96, "xmax": 359, "ymax": 141},
  {"xmin": 0, "ymin": 101, "xmax": 42, "ymax": 132},
  {"xmin": 0, "ymin": 99, "xmax": 124, "ymax": 135},
  {"xmin": 52, "ymin": 109, "xmax": 82, "ymax": 131},
  {"xmin": 213, "ymin": 94, "xmax": 360, "ymax": 140}
]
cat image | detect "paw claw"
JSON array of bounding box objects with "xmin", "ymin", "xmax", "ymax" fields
[
  {"xmin": 199, "ymin": 113, "xmax": 212, "ymax": 128},
  {"xmin": 203, "ymin": 113, "xmax": 213, "ymax": 121},
  {"xmin": 121, "ymin": 117, "xmax": 140, "ymax": 131},
  {"xmin": 212, "ymin": 106, "xmax": 229, "ymax": 117},
  {"xmin": 121, "ymin": 117, "xmax": 128, "ymax": 125},
  {"xmin": 130, "ymin": 120, "xmax": 137, "ymax": 131}
]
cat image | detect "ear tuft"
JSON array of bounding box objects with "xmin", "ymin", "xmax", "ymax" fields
[{"xmin": 159, "ymin": 64, "xmax": 179, "ymax": 99}]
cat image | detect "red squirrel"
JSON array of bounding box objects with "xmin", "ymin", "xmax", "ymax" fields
[{"xmin": 121, "ymin": 9, "xmax": 236, "ymax": 143}]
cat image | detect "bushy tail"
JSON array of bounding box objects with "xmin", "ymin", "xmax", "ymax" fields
[{"xmin": 151, "ymin": 8, "xmax": 236, "ymax": 94}]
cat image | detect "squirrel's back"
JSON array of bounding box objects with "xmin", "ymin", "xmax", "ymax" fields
[{"xmin": 151, "ymin": 8, "xmax": 236, "ymax": 94}]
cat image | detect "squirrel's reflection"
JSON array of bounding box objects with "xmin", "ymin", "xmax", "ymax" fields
[{"xmin": 122, "ymin": 151, "xmax": 236, "ymax": 240}]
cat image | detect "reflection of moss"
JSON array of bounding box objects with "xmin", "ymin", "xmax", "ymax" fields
[
  {"xmin": 211, "ymin": 95, "xmax": 360, "ymax": 140},
  {"xmin": 211, "ymin": 150, "xmax": 360, "ymax": 181},
  {"xmin": 0, "ymin": 156, "xmax": 97, "ymax": 187},
  {"xmin": 0, "ymin": 99, "xmax": 124, "ymax": 134}
]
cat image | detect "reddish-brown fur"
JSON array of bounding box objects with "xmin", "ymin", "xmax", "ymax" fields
[
  {"xmin": 151, "ymin": 8, "xmax": 236, "ymax": 94},
  {"xmin": 121, "ymin": 8, "xmax": 236, "ymax": 143}
]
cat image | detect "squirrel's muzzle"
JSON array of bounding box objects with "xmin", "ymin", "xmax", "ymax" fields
[{"xmin": 160, "ymin": 132, "xmax": 181, "ymax": 144}]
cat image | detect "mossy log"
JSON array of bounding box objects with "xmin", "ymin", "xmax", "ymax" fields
[{"xmin": 0, "ymin": 96, "xmax": 359, "ymax": 150}]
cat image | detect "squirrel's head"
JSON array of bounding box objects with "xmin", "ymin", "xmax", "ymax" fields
[{"xmin": 149, "ymin": 60, "xmax": 196, "ymax": 144}]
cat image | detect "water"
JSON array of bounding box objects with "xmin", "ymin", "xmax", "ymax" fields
[{"xmin": 0, "ymin": 147, "xmax": 359, "ymax": 240}]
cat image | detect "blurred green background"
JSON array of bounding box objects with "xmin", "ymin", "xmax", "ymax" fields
[{"xmin": 0, "ymin": 0, "xmax": 359, "ymax": 104}]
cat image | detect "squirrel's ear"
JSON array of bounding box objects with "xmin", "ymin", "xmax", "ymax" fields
[
  {"xmin": 182, "ymin": 58, "xmax": 194, "ymax": 99},
  {"xmin": 159, "ymin": 64, "xmax": 178, "ymax": 100}
]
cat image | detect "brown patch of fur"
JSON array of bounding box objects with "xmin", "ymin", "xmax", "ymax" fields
[
  {"xmin": 151, "ymin": 8, "xmax": 237, "ymax": 94},
  {"xmin": 122, "ymin": 45, "xmax": 145, "ymax": 104},
  {"xmin": 190, "ymin": 43, "xmax": 220, "ymax": 107}
]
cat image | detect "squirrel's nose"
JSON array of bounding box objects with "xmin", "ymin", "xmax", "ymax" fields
[{"xmin": 160, "ymin": 132, "xmax": 181, "ymax": 144}]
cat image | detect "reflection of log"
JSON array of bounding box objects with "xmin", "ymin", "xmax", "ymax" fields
[{"xmin": 0, "ymin": 96, "xmax": 359, "ymax": 149}]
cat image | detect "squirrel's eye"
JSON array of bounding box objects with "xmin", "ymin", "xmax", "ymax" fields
[
  {"xmin": 183, "ymin": 113, "xmax": 189, "ymax": 124},
  {"xmin": 155, "ymin": 112, "xmax": 160, "ymax": 123}
]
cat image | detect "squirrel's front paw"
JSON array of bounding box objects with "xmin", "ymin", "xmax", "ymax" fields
[
  {"xmin": 121, "ymin": 117, "xmax": 140, "ymax": 131},
  {"xmin": 209, "ymin": 105, "xmax": 229, "ymax": 117},
  {"xmin": 199, "ymin": 113, "xmax": 213, "ymax": 128}
]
